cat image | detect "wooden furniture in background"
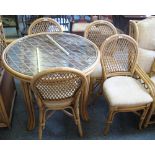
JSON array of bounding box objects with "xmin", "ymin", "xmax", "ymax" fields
[
  {"xmin": 1, "ymin": 15, "xmax": 19, "ymax": 36},
  {"xmin": 70, "ymin": 15, "xmax": 92, "ymax": 36},
  {"xmin": 100, "ymin": 34, "xmax": 155, "ymax": 135},
  {"xmin": 28, "ymin": 17, "xmax": 63, "ymax": 35},
  {"xmin": 112, "ymin": 15, "xmax": 146, "ymax": 34},
  {"xmin": 2, "ymin": 32, "xmax": 99, "ymax": 130},
  {"xmin": 31, "ymin": 67, "xmax": 87, "ymax": 139}
]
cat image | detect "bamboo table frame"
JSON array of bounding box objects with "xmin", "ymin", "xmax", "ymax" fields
[{"xmin": 2, "ymin": 32, "xmax": 100, "ymax": 130}]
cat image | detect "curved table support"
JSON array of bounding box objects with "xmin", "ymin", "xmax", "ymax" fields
[
  {"xmin": 21, "ymin": 81, "xmax": 35, "ymax": 130},
  {"xmin": 80, "ymin": 75, "xmax": 90, "ymax": 121}
]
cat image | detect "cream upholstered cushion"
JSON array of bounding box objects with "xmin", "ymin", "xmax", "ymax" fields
[
  {"xmin": 90, "ymin": 61, "xmax": 102, "ymax": 78},
  {"xmin": 138, "ymin": 48, "xmax": 155, "ymax": 73},
  {"xmin": 137, "ymin": 17, "xmax": 155, "ymax": 50},
  {"xmin": 103, "ymin": 76, "xmax": 153, "ymax": 106},
  {"xmin": 72, "ymin": 23, "xmax": 90, "ymax": 32}
]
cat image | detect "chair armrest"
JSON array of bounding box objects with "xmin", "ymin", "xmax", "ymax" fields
[
  {"xmin": 150, "ymin": 58, "xmax": 155, "ymax": 76},
  {"xmin": 134, "ymin": 64, "xmax": 155, "ymax": 98},
  {"xmin": 129, "ymin": 20, "xmax": 139, "ymax": 42}
]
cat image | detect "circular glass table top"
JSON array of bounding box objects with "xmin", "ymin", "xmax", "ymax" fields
[{"xmin": 2, "ymin": 32, "xmax": 100, "ymax": 81}]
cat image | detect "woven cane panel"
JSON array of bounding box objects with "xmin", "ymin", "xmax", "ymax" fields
[
  {"xmin": 30, "ymin": 21, "xmax": 62, "ymax": 34},
  {"xmin": 4, "ymin": 33, "xmax": 98, "ymax": 77},
  {"xmin": 87, "ymin": 24, "xmax": 116, "ymax": 48},
  {"xmin": 35, "ymin": 72, "xmax": 82, "ymax": 100},
  {"xmin": 0, "ymin": 23, "xmax": 6, "ymax": 64},
  {"xmin": 102, "ymin": 35, "xmax": 137, "ymax": 76}
]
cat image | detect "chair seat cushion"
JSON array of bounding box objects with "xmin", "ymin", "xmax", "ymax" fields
[
  {"xmin": 90, "ymin": 61, "xmax": 102, "ymax": 78},
  {"xmin": 103, "ymin": 76, "xmax": 153, "ymax": 106},
  {"xmin": 138, "ymin": 48, "xmax": 155, "ymax": 73},
  {"xmin": 72, "ymin": 23, "xmax": 90, "ymax": 32}
]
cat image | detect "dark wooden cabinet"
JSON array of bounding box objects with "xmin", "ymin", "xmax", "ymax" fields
[{"xmin": 1, "ymin": 15, "xmax": 19, "ymax": 35}]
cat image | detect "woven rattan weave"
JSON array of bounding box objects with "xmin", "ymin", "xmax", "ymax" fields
[
  {"xmin": 28, "ymin": 17, "xmax": 63, "ymax": 35},
  {"xmin": 84, "ymin": 20, "xmax": 117, "ymax": 49},
  {"xmin": 0, "ymin": 22, "xmax": 7, "ymax": 66}
]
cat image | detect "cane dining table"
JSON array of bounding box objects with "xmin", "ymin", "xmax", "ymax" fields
[{"xmin": 2, "ymin": 32, "xmax": 100, "ymax": 130}]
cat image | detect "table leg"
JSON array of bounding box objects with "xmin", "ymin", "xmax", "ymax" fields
[
  {"xmin": 80, "ymin": 75, "xmax": 90, "ymax": 121},
  {"xmin": 21, "ymin": 81, "xmax": 35, "ymax": 130}
]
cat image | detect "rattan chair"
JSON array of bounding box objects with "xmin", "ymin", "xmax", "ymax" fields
[
  {"xmin": 0, "ymin": 22, "xmax": 16, "ymax": 128},
  {"xmin": 100, "ymin": 34, "xmax": 155, "ymax": 135},
  {"xmin": 129, "ymin": 16, "xmax": 155, "ymax": 127},
  {"xmin": 84, "ymin": 20, "xmax": 117, "ymax": 101},
  {"xmin": 31, "ymin": 67, "xmax": 87, "ymax": 139},
  {"xmin": 28, "ymin": 17, "xmax": 63, "ymax": 35}
]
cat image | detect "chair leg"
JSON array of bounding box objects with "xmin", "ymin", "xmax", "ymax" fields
[
  {"xmin": 68, "ymin": 107, "xmax": 77, "ymax": 125},
  {"xmin": 143, "ymin": 103, "xmax": 155, "ymax": 128},
  {"xmin": 139, "ymin": 105, "xmax": 150, "ymax": 129},
  {"xmin": 75, "ymin": 106, "xmax": 83, "ymax": 137},
  {"xmin": 98, "ymin": 80, "xmax": 103, "ymax": 96},
  {"xmin": 103, "ymin": 109, "xmax": 115, "ymax": 135},
  {"xmin": 87, "ymin": 77, "xmax": 95, "ymax": 104},
  {"xmin": 38, "ymin": 108, "xmax": 45, "ymax": 140}
]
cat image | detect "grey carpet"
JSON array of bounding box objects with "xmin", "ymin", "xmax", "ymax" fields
[{"xmin": 0, "ymin": 79, "xmax": 155, "ymax": 140}]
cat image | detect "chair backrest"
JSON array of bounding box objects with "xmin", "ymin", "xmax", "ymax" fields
[
  {"xmin": 129, "ymin": 16, "xmax": 155, "ymax": 50},
  {"xmin": 84, "ymin": 20, "xmax": 117, "ymax": 49},
  {"xmin": 31, "ymin": 67, "xmax": 87, "ymax": 106},
  {"xmin": 129, "ymin": 17, "xmax": 155, "ymax": 74},
  {"xmin": 100, "ymin": 34, "xmax": 138, "ymax": 79},
  {"xmin": 28, "ymin": 17, "xmax": 63, "ymax": 35},
  {"xmin": 0, "ymin": 22, "xmax": 7, "ymax": 66}
]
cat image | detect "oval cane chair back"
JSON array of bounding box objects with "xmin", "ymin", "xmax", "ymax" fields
[
  {"xmin": 100, "ymin": 34, "xmax": 138, "ymax": 79},
  {"xmin": 28, "ymin": 17, "xmax": 63, "ymax": 35},
  {"xmin": 84, "ymin": 20, "xmax": 117, "ymax": 49},
  {"xmin": 31, "ymin": 67, "xmax": 86, "ymax": 106},
  {"xmin": 0, "ymin": 22, "xmax": 7, "ymax": 66},
  {"xmin": 31, "ymin": 67, "xmax": 87, "ymax": 139}
]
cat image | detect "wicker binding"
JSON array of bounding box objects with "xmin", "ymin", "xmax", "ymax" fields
[
  {"xmin": 100, "ymin": 34, "xmax": 155, "ymax": 135},
  {"xmin": 101, "ymin": 34, "xmax": 138, "ymax": 79},
  {"xmin": 84, "ymin": 20, "xmax": 117, "ymax": 102},
  {"xmin": 28, "ymin": 17, "xmax": 63, "ymax": 35},
  {"xmin": 31, "ymin": 67, "xmax": 87, "ymax": 139}
]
